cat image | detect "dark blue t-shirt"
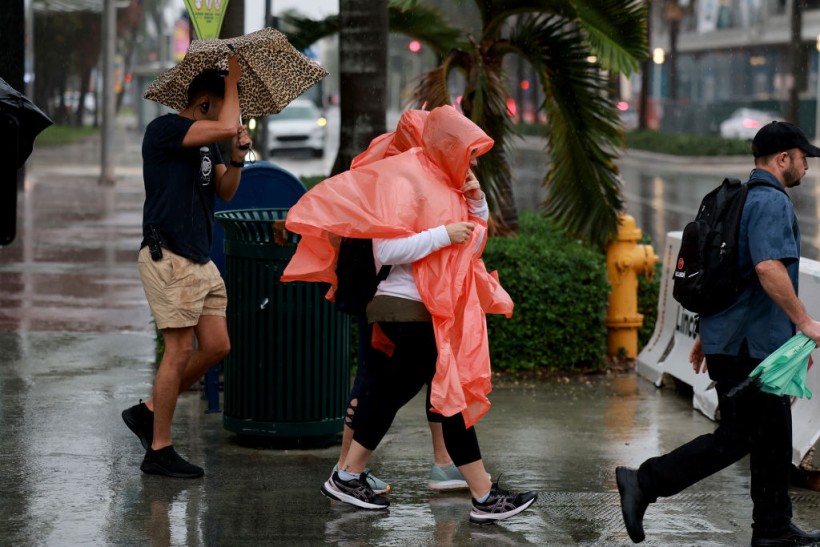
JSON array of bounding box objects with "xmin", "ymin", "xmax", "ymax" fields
[
  {"xmin": 141, "ymin": 114, "xmax": 224, "ymax": 263},
  {"xmin": 700, "ymin": 168, "xmax": 800, "ymax": 359}
]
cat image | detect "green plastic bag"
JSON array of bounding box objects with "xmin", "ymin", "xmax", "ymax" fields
[{"xmin": 749, "ymin": 333, "xmax": 815, "ymax": 399}]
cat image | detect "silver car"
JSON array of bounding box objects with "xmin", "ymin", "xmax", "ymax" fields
[
  {"xmin": 719, "ymin": 108, "xmax": 779, "ymax": 140},
  {"xmin": 266, "ymin": 98, "xmax": 327, "ymax": 157}
]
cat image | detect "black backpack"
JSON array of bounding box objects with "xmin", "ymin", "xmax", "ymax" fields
[
  {"xmin": 672, "ymin": 177, "xmax": 786, "ymax": 316},
  {"xmin": 333, "ymin": 237, "xmax": 391, "ymax": 316}
]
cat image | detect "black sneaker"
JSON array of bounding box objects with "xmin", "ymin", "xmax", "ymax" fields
[
  {"xmin": 469, "ymin": 478, "xmax": 538, "ymax": 524},
  {"xmin": 751, "ymin": 522, "xmax": 820, "ymax": 546},
  {"xmin": 122, "ymin": 400, "xmax": 153, "ymax": 450},
  {"xmin": 321, "ymin": 471, "xmax": 390, "ymax": 510},
  {"xmin": 140, "ymin": 446, "xmax": 204, "ymax": 478}
]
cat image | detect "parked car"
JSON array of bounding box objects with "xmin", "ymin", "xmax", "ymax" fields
[
  {"xmin": 719, "ymin": 108, "xmax": 779, "ymax": 140},
  {"xmin": 266, "ymin": 98, "xmax": 327, "ymax": 157}
]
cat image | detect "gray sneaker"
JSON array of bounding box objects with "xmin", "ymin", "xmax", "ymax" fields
[
  {"xmin": 321, "ymin": 471, "xmax": 390, "ymax": 510},
  {"xmin": 428, "ymin": 463, "xmax": 469, "ymax": 491}
]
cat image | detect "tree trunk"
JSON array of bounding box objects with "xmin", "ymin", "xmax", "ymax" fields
[
  {"xmin": 332, "ymin": 0, "xmax": 388, "ymax": 176},
  {"xmin": 220, "ymin": 0, "xmax": 244, "ymax": 39},
  {"xmin": 0, "ymin": 0, "xmax": 24, "ymax": 92}
]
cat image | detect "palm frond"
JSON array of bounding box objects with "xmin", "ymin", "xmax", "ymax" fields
[
  {"xmin": 467, "ymin": 57, "xmax": 519, "ymax": 231},
  {"xmin": 511, "ymin": 15, "xmax": 624, "ymax": 246},
  {"xmin": 388, "ymin": 0, "xmax": 421, "ymax": 11},
  {"xmin": 388, "ymin": 4, "xmax": 467, "ymax": 57},
  {"xmin": 573, "ymin": 0, "xmax": 647, "ymax": 75},
  {"xmin": 279, "ymin": 12, "xmax": 340, "ymax": 52},
  {"xmin": 410, "ymin": 64, "xmax": 453, "ymax": 109},
  {"xmin": 476, "ymin": 1, "xmax": 646, "ymax": 75}
]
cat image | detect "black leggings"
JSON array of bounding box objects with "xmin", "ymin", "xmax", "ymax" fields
[
  {"xmin": 346, "ymin": 317, "xmax": 440, "ymax": 429},
  {"xmin": 350, "ymin": 321, "xmax": 482, "ymax": 466}
]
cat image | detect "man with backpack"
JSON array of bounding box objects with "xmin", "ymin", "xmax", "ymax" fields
[{"xmin": 616, "ymin": 121, "xmax": 820, "ymax": 545}]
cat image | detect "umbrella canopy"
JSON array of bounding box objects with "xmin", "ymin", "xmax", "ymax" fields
[
  {"xmin": 749, "ymin": 333, "xmax": 815, "ymax": 399},
  {"xmin": 0, "ymin": 78, "xmax": 53, "ymax": 168},
  {"xmin": 144, "ymin": 27, "xmax": 328, "ymax": 118}
]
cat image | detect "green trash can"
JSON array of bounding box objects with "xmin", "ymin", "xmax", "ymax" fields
[{"xmin": 214, "ymin": 208, "xmax": 350, "ymax": 446}]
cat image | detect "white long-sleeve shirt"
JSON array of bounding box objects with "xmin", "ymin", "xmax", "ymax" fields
[{"xmin": 373, "ymin": 195, "xmax": 489, "ymax": 302}]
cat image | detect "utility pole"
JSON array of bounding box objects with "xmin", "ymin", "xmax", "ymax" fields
[
  {"xmin": 258, "ymin": 0, "xmax": 272, "ymax": 161},
  {"xmin": 99, "ymin": 0, "xmax": 116, "ymax": 186}
]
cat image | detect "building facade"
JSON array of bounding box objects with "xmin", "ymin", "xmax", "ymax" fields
[{"xmin": 652, "ymin": 0, "xmax": 820, "ymax": 136}]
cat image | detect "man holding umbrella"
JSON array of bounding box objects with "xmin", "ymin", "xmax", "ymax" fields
[
  {"xmin": 616, "ymin": 121, "xmax": 820, "ymax": 545},
  {"xmin": 122, "ymin": 55, "xmax": 251, "ymax": 478}
]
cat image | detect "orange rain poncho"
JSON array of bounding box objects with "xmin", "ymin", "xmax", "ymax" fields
[{"xmin": 281, "ymin": 105, "xmax": 513, "ymax": 427}]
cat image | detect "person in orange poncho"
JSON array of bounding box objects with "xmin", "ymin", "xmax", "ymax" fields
[
  {"xmin": 282, "ymin": 105, "xmax": 537, "ymax": 522},
  {"xmin": 328, "ymin": 109, "xmax": 478, "ymax": 496}
]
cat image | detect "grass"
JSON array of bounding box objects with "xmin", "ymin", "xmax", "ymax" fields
[{"xmin": 36, "ymin": 124, "xmax": 98, "ymax": 146}]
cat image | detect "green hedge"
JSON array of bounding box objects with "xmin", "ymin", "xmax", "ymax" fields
[
  {"xmin": 626, "ymin": 130, "xmax": 750, "ymax": 156},
  {"xmin": 482, "ymin": 212, "xmax": 610, "ymax": 371}
]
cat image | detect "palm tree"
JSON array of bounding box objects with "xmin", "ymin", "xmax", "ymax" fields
[{"xmin": 286, "ymin": 1, "xmax": 647, "ymax": 246}]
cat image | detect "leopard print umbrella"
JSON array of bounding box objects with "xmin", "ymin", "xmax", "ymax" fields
[{"xmin": 144, "ymin": 27, "xmax": 328, "ymax": 117}]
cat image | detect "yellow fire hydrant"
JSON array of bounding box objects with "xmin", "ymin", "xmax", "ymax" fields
[{"xmin": 605, "ymin": 214, "xmax": 658, "ymax": 358}]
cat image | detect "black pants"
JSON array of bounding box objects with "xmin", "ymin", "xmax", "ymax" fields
[
  {"xmin": 350, "ymin": 321, "xmax": 482, "ymax": 466},
  {"xmin": 637, "ymin": 346, "xmax": 793, "ymax": 532}
]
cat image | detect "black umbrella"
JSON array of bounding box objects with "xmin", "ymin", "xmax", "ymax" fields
[
  {"xmin": 0, "ymin": 77, "xmax": 53, "ymax": 168},
  {"xmin": 0, "ymin": 78, "xmax": 52, "ymax": 245}
]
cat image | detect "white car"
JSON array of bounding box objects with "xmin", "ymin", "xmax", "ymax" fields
[
  {"xmin": 266, "ymin": 98, "xmax": 327, "ymax": 157},
  {"xmin": 719, "ymin": 108, "xmax": 779, "ymax": 140}
]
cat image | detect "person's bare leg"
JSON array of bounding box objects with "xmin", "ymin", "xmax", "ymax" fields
[
  {"xmin": 150, "ymin": 327, "xmax": 194, "ymax": 450},
  {"xmin": 459, "ymin": 460, "xmax": 494, "ymax": 499},
  {"xmin": 341, "ymin": 440, "xmax": 374, "ymax": 474},
  {"xmin": 144, "ymin": 316, "xmax": 229, "ymax": 412},
  {"xmin": 429, "ymin": 422, "xmax": 454, "ymax": 466}
]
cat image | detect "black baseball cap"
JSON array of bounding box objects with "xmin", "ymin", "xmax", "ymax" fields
[{"xmin": 752, "ymin": 121, "xmax": 820, "ymax": 158}]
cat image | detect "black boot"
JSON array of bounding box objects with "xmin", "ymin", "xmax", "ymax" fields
[{"xmin": 616, "ymin": 466, "xmax": 650, "ymax": 543}]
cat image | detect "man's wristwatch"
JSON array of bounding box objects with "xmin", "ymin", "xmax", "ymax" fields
[{"xmin": 229, "ymin": 159, "xmax": 244, "ymax": 168}]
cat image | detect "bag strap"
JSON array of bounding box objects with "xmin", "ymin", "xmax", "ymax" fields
[
  {"xmin": 376, "ymin": 264, "xmax": 391, "ymax": 282},
  {"xmin": 746, "ymin": 177, "xmax": 788, "ymax": 196}
]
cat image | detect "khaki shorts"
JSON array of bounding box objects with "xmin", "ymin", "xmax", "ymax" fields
[{"xmin": 138, "ymin": 246, "xmax": 227, "ymax": 330}]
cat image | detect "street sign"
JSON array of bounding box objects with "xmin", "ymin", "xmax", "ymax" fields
[{"xmin": 183, "ymin": 0, "xmax": 231, "ymax": 40}]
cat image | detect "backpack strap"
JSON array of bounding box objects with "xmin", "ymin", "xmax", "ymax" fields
[
  {"xmin": 376, "ymin": 264, "xmax": 391, "ymax": 282},
  {"xmin": 746, "ymin": 178, "xmax": 788, "ymax": 196}
]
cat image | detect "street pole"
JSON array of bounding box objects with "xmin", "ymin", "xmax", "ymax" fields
[
  {"xmin": 99, "ymin": 0, "xmax": 116, "ymax": 186},
  {"xmin": 815, "ymin": 35, "xmax": 820, "ymax": 143}
]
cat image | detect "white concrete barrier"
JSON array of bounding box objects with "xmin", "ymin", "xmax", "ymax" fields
[{"xmin": 637, "ymin": 231, "xmax": 820, "ymax": 465}]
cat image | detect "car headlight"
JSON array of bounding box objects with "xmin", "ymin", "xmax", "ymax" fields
[{"xmin": 317, "ymin": 117, "xmax": 327, "ymax": 127}]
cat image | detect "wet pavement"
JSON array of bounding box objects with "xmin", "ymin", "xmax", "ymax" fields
[{"xmin": 3, "ymin": 123, "xmax": 820, "ymax": 545}]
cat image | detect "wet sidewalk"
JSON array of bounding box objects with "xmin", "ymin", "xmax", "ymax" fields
[{"xmin": 2, "ymin": 124, "xmax": 820, "ymax": 545}]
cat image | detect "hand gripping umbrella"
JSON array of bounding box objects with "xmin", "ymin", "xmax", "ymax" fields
[
  {"xmin": 728, "ymin": 333, "xmax": 815, "ymax": 399},
  {"xmin": 144, "ymin": 27, "xmax": 328, "ymax": 118}
]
